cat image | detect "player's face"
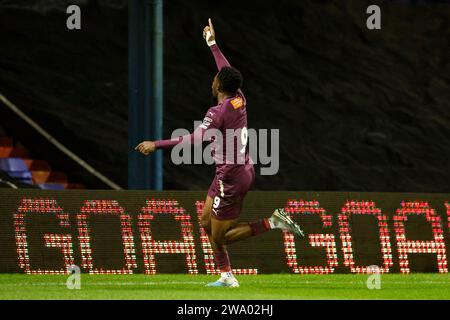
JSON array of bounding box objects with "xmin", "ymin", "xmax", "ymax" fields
[{"xmin": 212, "ymin": 74, "xmax": 220, "ymax": 98}]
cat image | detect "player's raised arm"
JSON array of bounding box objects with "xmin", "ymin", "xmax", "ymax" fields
[{"xmin": 203, "ymin": 18, "xmax": 231, "ymax": 70}]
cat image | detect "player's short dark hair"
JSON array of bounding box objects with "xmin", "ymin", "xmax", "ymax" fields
[{"xmin": 217, "ymin": 66, "xmax": 243, "ymax": 94}]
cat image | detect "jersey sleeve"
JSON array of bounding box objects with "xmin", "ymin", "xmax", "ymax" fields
[
  {"xmin": 198, "ymin": 106, "xmax": 223, "ymax": 131},
  {"xmin": 210, "ymin": 44, "xmax": 231, "ymax": 71},
  {"xmin": 154, "ymin": 107, "xmax": 223, "ymax": 150}
]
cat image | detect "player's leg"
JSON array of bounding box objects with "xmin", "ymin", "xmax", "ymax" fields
[
  {"xmin": 205, "ymin": 171, "xmax": 304, "ymax": 286},
  {"xmin": 202, "ymin": 175, "xmax": 219, "ymax": 239},
  {"xmin": 215, "ymin": 166, "xmax": 303, "ymax": 244},
  {"xmin": 200, "ymin": 195, "xmax": 213, "ymax": 236},
  {"xmin": 204, "ymin": 176, "xmax": 241, "ymax": 287},
  {"xmin": 205, "ymin": 206, "xmax": 305, "ymax": 287},
  {"xmin": 223, "ymin": 208, "xmax": 305, "ymax": 244},
  {"xmin": 206, "ymin": 216, "xmax": 240, "ymax": 287},
  {"xmin": 201, "ymin": 195, "xmax": 222, "ymax": 253}
]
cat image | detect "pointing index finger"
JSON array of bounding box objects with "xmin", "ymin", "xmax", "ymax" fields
[{"xmin": 208, "ymin": 18, "xmax": 214, "ymax": 33}]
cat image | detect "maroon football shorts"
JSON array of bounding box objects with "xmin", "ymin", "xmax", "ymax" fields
[{"xmin": 207, "ymin": 164, "xmax": 255, "ymax": 221}]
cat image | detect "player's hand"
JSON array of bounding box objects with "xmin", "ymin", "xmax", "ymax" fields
[
  {"xmin": 135, "ymin": 141, "xmax": 156, "ymax": 155},
  {"xmin": 203, "ymin": 18, "xmax": 216, "ymax": 46}
]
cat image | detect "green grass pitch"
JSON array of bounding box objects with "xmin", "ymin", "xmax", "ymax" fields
[{"xmin": 0, "ymin": 274, "xmax": 449, "ymax": 300}]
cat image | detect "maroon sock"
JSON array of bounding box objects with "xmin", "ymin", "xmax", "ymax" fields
[
  {"xmin": 214, "ymin": 251, "xmax": 232, "ymax": 273},
  {"xmin": 249, "ymin": 218, "xmax": 271, "ymax": 236}
]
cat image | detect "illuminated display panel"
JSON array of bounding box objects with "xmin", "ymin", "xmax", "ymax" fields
[
  {"xmin": 15, "ymin": 198, "xmax": 74, "ymax": 274},
  {"xmin": 394, "ymin": 201, "xmax": 447, "ymax": 273},
  {"xmin": 0, "ymin": 190, "xmax": 448, "ymax": 274},
  {"xmin": 446, "ymin": 202, "xmax": 450, "ymax": 232},
  {"xmin": 139, "ymin": 199, "xmax": 198, "ymax": 274},
  {"xmin": 338, "ymin": 200, "xmax": 393, "ymax": 273},
  {"xmin": 77, "ymin": 200, "xmax": 137, "ymax": 274},
  {"xmin": 283, "ymin": 200, "xmax": 338, "ymax": 274}
]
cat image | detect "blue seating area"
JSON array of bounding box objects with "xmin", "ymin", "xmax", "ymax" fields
[
  {"xmin": 0, "ymin": 158, "xmax": 33, "ymax": 184},
  {"xmin": 0, "ymin": 157, "xmax": 28, "ymax": 171},
  {"xmin": 38, "ymin": 183, "xmax": 66, "ymax": 190},
  {"xmin": 0, "ymin": 135, "xmax": 85, "ymax": 189},
  {"xmin": 7, "ymin": 171, "xmax": 33, "ymax": 184}
]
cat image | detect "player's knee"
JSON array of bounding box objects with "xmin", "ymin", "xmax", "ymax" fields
[{"xmin": 212, "ymin": 231, "xmax": 226, "ymax": 246}]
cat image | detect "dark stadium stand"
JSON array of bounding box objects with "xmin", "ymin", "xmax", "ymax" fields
[{"xmin": 0, "ymin": 135, "xmax": 84, "ymax": 190}]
